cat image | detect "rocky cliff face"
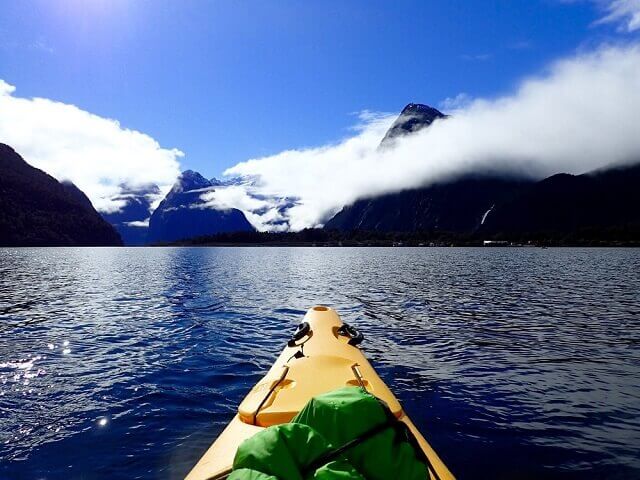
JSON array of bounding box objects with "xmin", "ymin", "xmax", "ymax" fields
[{"xmin": 379, "ymin": 103, "xmax": 447, "ymax": 146}]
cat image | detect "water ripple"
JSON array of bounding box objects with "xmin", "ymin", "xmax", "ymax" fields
[{"xmin": 0, "ymin": 247, "xmax": 639, "ymax": 479}]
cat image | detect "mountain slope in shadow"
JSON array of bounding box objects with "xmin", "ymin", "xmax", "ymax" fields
[
  {"xmin": 0, "ymin": 143, "xmax": 122, "ymax": 246},
  {"xmin": 147, "ymin": 170, "xmax": 254, "ymax": 244}
]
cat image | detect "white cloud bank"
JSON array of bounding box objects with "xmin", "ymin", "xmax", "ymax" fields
[
  {"xmin": 212, "ymin": 44, "xmax": 640, "ymax": 231},
  {"xmin": 0, "ymin": 79, "xmax": 182, "ymax": 212}
]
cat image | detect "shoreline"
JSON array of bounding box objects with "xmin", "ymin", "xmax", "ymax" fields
[{"xmin": 157, "ymin": 241, "xmax": 640, "ymax": 248}]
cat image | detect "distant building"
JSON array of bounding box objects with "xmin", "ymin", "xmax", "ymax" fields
[{"xmin": 483, "ymin": 240, "xmax": 510, "ymax": 246}]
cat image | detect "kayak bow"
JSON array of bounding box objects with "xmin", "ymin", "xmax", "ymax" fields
[{"xmin": 186, "ymin": 306, "xmax": 454, "ymax": 480}]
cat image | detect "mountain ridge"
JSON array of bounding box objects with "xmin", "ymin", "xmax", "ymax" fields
[
  {"xmin": 0, "ymin": 143, "xmax": 122, "ymax": 246},
  {"xmin": 380, "ymin": 103, "xmax": 447, "ymax": 146},
  {"xmin": 146, "ymin": 170, "xmax": 254, "ymax": 244},
  {"xmin": 324, "ymin": 102, "xmax": 640, "ymax": 239}
]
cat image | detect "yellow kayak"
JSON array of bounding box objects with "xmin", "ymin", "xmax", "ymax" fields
[{"xmin": 186, "ymin": 306, "xmax": 455, "ymax": 480}]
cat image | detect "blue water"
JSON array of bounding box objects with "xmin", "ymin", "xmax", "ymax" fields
[{"xmin": 1, "ymin": 247, "xmax": 639, "ymax": 479}]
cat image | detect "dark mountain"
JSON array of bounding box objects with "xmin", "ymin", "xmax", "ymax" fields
[
  {"xmin": 101, "ymin": 183, "xmax": 161, "ymax": 246},
  {"xmin": 61, "ymin": 181, "xmax": 94, "ymax": 209},
  {"xmin": 325, "ymin": 176, "xmax": 530, "ymax": 232},
  {"xmin": 326, "ymin": 102, "xmax": 530, "ymax": 233},
  {"xmin": 481, "ymin": 163, "xmax": 640, "ymax": 241},
  {"xmin": 176, "ymin": 169, "xmax": 212, "ymax": 191},
  {"xmin": 380, "ymin": 103, "xmax": 447, "ymax": 146},
  {"xmin": 325, "ymin": 96, "xmax": 640, "ymax": 240},
  {"xmin": 147, "ymin": 170, "xmax": 254, "ymax": 244},
  {"xmin": 0, "ymin": 143, "xmax": 122, "ymax": 246}
]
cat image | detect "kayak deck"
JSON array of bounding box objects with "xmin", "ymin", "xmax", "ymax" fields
[{"xmin": 185, "ymin": 306, "xmax": 454, "ymax": 480}]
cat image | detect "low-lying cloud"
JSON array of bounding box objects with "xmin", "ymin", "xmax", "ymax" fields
[
  {"xmin": 199, "ymin": 184, "xmax": 292, "ymax": 232},
  {"xmin": 208, "ymin": 44, "xmax": 640, "ymax": 231},
  {"xmin": 0, "ymin": 80, "xmax": 182, "ymax": 212}
]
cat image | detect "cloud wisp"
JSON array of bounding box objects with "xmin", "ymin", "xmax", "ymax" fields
[
  {"xmin": 0, "ymin": 79, "xmax": 182, "ymax": 212},
  {"xmin": 439, "ymin": 93, "xmax": 474, "ymax": 113},
  {"xmin": 208, "ymin": 44, "xmax": 640, "ymax": 231},
  {"xmin": 597, "ymin": 0, "xmax": 640, "ymax": 32}
]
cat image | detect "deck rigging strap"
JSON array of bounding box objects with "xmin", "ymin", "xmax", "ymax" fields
[
  {"xmin": 252, "ymin": 366, "xmax": 289, "ymax": 425},
  {"xmin": 301, "ymin": 417, "xmax": 398, "ymax": 476}
]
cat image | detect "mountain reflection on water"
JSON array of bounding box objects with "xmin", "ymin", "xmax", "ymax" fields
[{"xmin": 1, "ymin": 247, "xmax": 639, "ymax": 479}]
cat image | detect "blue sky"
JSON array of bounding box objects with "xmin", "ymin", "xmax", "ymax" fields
[{"xmin": 0, "ymin": 0, "xmax": 635, "ymax": 178}]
